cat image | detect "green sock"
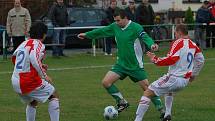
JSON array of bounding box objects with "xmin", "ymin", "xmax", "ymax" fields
[
  {"xmin": 151, "ymin": 96, "xmax": 163, "ymax": 111},
  {"xmin": 106, "ymin": 84, "xmax": 123, "ymax": 103}
]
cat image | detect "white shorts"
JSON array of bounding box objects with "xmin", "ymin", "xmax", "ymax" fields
[
  {"xmin": 19, "ymin": 80, "xmax": 55, "ymax": 104},
  {"xmin": 148, "ymin": 74, "xmax": 189, "ymax": 96}
]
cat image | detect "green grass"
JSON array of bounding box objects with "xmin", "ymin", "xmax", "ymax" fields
[{"xmin": 0, "ymin": 48, "xmax": 215, "ymax": 121}]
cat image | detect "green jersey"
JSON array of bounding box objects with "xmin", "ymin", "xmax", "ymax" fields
[{"xmin": 85, "ymin": 21, "xmax": 155, "ymax": 70}]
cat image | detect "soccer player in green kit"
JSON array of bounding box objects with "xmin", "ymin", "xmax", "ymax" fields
[{"xmin": 78, "ymin": 9, "xmax": 164, "ymax": 117}]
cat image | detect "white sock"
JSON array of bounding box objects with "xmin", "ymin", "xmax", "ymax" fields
[
  {"xmin": 26, "ymin": 105, "xmax": 36, "ymax": 121},
  {"xmin": 48, "ymin": 98, "xmax": 60, "ymax": 121},
  {"xmin": 164, "ymin": 95, "xmax": 173, "ymax": 117},
  {"xmin": 134, "ymin": 96, "xmax": 151, "ymax": 121}
]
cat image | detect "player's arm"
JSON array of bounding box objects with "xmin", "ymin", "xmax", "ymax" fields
[
  {"xmin": 137, "ymin": 25, "xmax": 158, "ymax": 51},
  {"xmin": 146, "ymin": 41, "xmax": 181, "ymax": 66},
  {"xmin": 190, "ymin": 47, "xmax": 205, "ymax": 82},
  {"xmin": 29, "ymin": 43, "xmax": 49, "ymax": 81},
  {"xmin": 147, "ymin": 51, "xmax": 179, "ymax": 66},
  {"xmin": 192, "ymin": 52, "xmax": 204, "ymax": 76},
  {"xmin": 78, "ymin": 24, "xmax": 115, "ymax": 40},
  {"xmin": 40, "ymin": 49, "xmax": 48, "ymax": 72}
]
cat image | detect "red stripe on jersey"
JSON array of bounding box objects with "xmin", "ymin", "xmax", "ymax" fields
[
  {"xmin": 188, "ymin": 39, "xmax": 201, "ymax": 55},
  {"xmin": 184, "ymin": 71, "xmax": 192, "ymax": 79},
  {"xmin": 41, "ymin": 50, "xmax": 46, "ymax": 61},
  {"xmin": 152, "ymin": 39, "xmax": 183, "ymax": 66},
  {"xmin": 36, "ymin": 42, "xmax": 47, "ymax": 79},
  {"xmin": 169, "ymin": 39, "xmax": 184, "ymax": 56},
  {"xmin": 153, "ymin": 56, "xmax": 180, "ymax": 66},
  {"xmin": 25, "ymin": 39, "xmax": 34, "ymax": 54},
  {"xmin": 19, "ymin": 64, "xmax": 42, "ymax": 94}
]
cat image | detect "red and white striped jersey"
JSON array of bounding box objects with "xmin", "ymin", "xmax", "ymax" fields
[
  {"xmin": 11, "ymin": 39, "xmax": 48, "ymax": 94},
  {"xmin": 152, "ymin": 38, "xmax": 204, "ymax": 78}
]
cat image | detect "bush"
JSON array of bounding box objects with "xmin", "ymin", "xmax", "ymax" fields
[{"xmin": 184, "ymin": 7, "xmax": 195, "ymax": 30}]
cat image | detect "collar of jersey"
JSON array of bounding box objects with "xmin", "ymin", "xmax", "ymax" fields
[{"xmin": 121, "ymin": 20, "xmax": 132, "ymax": 30}]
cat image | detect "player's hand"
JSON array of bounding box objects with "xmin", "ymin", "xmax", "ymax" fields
[
  {"xmin": 189, "ymin": 76, "xmax": 195, "ymax": 82},
  {"xmin": 146, "ymin": 51, "xmax": 156, "ymax": 62},
  {"xmin": 77, "ymin": 33, "xmax": 86, "ymax": 39},
  {"xmin": 42, "ymin": 64, "xmax": 48, "ymax": 72},
  {"xmin": 151, "ymin": 44, "xmax": 159, "ymax": 52}
]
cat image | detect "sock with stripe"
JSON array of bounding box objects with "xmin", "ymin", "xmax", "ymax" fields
[
  {"xmin": 151, "ymin": 95, "xmax": 164, "ymax": 111},
  {"xmin": 105, "ymin": 84, "xmax": 124, "ymax": 103},
  {"xmin": 135, "ymin": 96, "xmax": 151, "ymax": 121}
]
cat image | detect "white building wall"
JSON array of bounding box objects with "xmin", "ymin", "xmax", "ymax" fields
[{"xmin": 151, "ymin": 0, "xmax": 203, "ymax": 12}]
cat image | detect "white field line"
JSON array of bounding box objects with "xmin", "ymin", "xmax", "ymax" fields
[{"xmin": 1, "ymin": 58, "xmax": 215, "ymax": 75}]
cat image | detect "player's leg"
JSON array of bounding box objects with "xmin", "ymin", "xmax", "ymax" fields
[
  {"xmin": 162, "ymin": 76, "xmax": 189, "ymax": 121},
  {"xmin": 138, "ymin": 79, "xmax": 164, "ymax": 115},
  {"xmin": 131, "ymin": 69, "xmax": 164, "ymax": 113},
  {"xmin": 19, "ymin": 94, "xmax": 37, "ymax": 121},
  {"xmin": 135, "ymin": 89, "xmax": 156, "ymax": 121},
  {"xmin": 102, "ymin": 71, "xmax": 128, "ymax": 112},
  {"xmin": 48, "ymin": 91, "xmax": 60, "ymax": 121},
  {"xmin": 163, "ymin": 93, "xmax": 173, "ymax": 121},
  {"xmin": 102, "ymin": 71, "xmax": 121, "ymax": 102},
  {"xmin": 129, "ymin": 69, "xmax": 164, "ymax": 113},
  {"xmin": 128, "ymin": 69, "xmax": 164, "ymax": 118},
  {"xmin": 26, "ymin": 100, "xmax": 38, "ymax": 121},
  {"xmin": 29, "ymin": 80, "xmax": 59, "ymax": 121}
]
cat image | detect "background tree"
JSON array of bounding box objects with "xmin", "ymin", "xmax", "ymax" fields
[{"xmin": 184, "ymin": 6, "xmax": 195, "ymax": 30}]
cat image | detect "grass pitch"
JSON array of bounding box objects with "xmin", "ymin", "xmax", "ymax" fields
[{"xmin": 0, "ymin": 48, "xmax": 215, "ymax": 121}]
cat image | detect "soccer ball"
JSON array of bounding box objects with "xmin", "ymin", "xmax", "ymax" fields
[{"xmin": 103, "ymin": 106, "xmax": 118, "ymax": 120}]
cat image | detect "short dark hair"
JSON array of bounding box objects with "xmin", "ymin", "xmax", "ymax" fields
[
  {"xmin": 113, "ymin": 9, "xmax": 128, "ymax": 19},
  {"xmin": 203, "ymin": 0, "xmax": 209, "ymax": 5},
  {"xmin": 29, "ymin": 22, "xmax": 48, "ymax": 39},
  {"xmin": 110, "ymin": 0, "xmax": 117, "ymax": 4},
  {"xmin": 175, "ymin": 24, "xmax": 188, "ymax": 35}
]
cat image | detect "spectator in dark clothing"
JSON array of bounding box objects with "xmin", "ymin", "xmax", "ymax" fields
[
  {"xmin": 135, "ymin": 0, "xmax": 155, "ymax": 35},
  {"xmin": 207, "ymin": 0, "xmax": 215, "ymax": 48},
  {"xmin": 50, "ymin": 0, "xmax": 69, "ymax": 57},
  {"xmin": 195, "ymin": 1, "xmax": 214, "ymax": 49},
  {"xmin": 124, "ymin": 0, "xmax": 136, "ymax": 22},
  {"xmin": 102, "ymin": 0, "xmax": 119, "ymax": 55}
]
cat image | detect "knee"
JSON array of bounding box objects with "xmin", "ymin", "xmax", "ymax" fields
[
  {"xmin": 49, "ymin": 91, "xmax": 59, "ymax": 100},
  {"xmin": 166, "ymin": 93, "xmax": 173, "ymax": 96},
  {"xmin": 143, "ymin": 84, "xmax": 149, "ymax": 90},
  {"xmin": 48, "ymin": 98, "xmax": 60, "ymax": 112},
  {"xmin": 139, "ymin": 80, "xmax": 149, "ymax": 91},
  {"xmin": 102, "ymin": 80, "xmax": 112, "ymax": 88},
  {"xmin": 144, "ymin": 89, "xmax": 155, "ymax": 98},
  {"xmin": 30, "ymin": 100, "xmax": 38, "ymax": 108}
]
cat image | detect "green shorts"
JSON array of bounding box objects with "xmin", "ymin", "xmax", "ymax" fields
[{"xmin": 111, "ymin": 64, "xmax": 148, "ymax": 83}]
